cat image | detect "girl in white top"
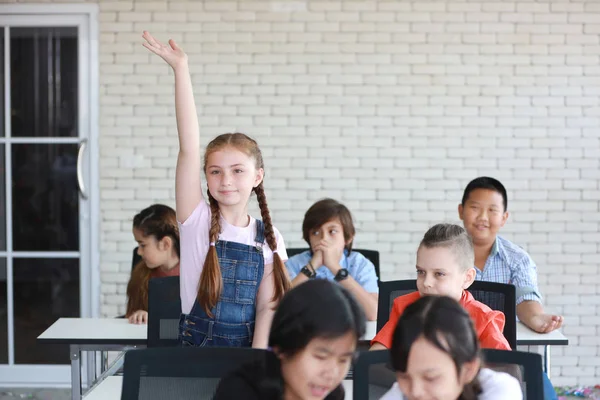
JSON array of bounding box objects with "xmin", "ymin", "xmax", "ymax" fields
[
  {"xmin": 141, "ymin": 32, "xmax": 290, "ymax": 349},
  {"xmin": 380, "ymin": 295, "xmax": 522, "ymax": 400}
]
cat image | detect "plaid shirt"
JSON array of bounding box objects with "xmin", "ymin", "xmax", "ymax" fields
[{"xmin": 475, "ymin": 235, "xmax": 542, "ymax": 305}]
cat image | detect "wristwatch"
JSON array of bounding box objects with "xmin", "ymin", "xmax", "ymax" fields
[
  {"xmin": 334, "ymin": 268, "xmax": 349, "ymax": 282},
  {"xmin": 301, "ymin": 265, "xmax": 316, "ymax": 278}
]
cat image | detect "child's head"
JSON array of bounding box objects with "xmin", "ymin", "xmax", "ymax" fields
[
  {"xmin": 416, "ymin": 224, "xmax": 476, "ymax": 301},
  {"xmin": 269, "ymin": 280, "xmax": 366, "ymax": 400},
  {"xmin": 391, "ymin": 295, "xmax": 482, "ymax": 400},
  {"xmin": 302, "ymin": 198, "xmax": 355, "ymax": 253},
  {"xmin": 458, "ymin": 177, "xmax": 509, "ymax": 246},
  {"xmin": 199, "ymin": 133, "xmax": 290, "ymax": 315},
  {"xmin": 128, "ymin": 204, "xmax": 179, "ymax": 317},
  {"xmin": 132, "ymin": 204, "xmax": 179, "ymax": 269}
]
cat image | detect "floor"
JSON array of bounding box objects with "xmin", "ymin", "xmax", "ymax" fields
[{"xmin": 0, "ymin": 389, "xmax": 70, "ymax": 400}]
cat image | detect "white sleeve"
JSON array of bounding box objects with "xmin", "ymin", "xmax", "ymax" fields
[
  {"xmin": 378, "ymin": 383, "xmax": 405, "ymax": 400},
  {"xmin": 479, "ymin": 369, "xmax": 523, "ymax": 400}
]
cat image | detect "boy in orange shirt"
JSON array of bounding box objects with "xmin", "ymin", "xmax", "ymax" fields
[{"xmin": 371, "ymin": 223, "xmax": 510, "ymax": 351}]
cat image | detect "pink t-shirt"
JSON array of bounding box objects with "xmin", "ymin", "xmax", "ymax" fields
[{"xmin": 178, "ymin": 201, "xmax": 288, "ymax": 314}]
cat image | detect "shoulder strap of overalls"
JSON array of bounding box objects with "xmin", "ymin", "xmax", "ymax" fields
[{"xmin": 255, "ymin": 219, "xmax": 265, "ymax": 245}]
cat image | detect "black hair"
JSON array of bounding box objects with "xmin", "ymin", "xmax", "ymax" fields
[
  {"xmin": 264, "ymin": 280, "xmax": 367, "ymax": 399},
  {"xmin": 390, "ymin": 296, "xmax": 482, "ymax": 400},
  {"xmin": 461, "ymin": 176, "xmax": 508, "ymax": 212}
]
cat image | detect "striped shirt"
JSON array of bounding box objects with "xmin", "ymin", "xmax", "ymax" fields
[{"xmin": 475, "ymin": 235, "xmax": 542, "ymax": 305}]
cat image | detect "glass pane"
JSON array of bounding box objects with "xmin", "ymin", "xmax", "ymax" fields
[
  {"xmin": 13, "ymin": 258, "xmax": 79, "ymax": 364},
  {"xmin": 12, "ymin": 144, "xmax": 79, "ymax": 251},
  {"xmin": 0, "ymin": 259, "xmax": 6, "ymax": 364},
  {"xmin": 0, "ymin": 144, "xmax": 5, "ymax": 251},
  {"xmin": 11, "ymin": 27, "xmax": 78, "ymax": 137}
]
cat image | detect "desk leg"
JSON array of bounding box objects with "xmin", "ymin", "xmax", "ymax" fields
[
  {"xmin": 544, "ymin": 345, "xmax": 551, "ymax": 378},
  {"xmin": 87, "ymin": 350, "xmax": 97, "ymax": 389},
  {"xmin": 70, "ymin": 345, "xmax": 81, "ymax": 400}
]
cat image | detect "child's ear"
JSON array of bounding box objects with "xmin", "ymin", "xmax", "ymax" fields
[
  {"xmin": 501, "ymin": 211, "xmax": 509, "ymax": 227},
  {"xmin": 254, "ymin": 168, "xmax": 265, "ymax": 188},
  {"xmin": 458, "ymin": 203, "xmax": 464, "ymax": 220},
  {"xmin": 460, "ymin": 358, "xmax": 481, "ymax": 385},
  {"xmin": 462, "ymin": 267, "xmax": 476, "ymax": 290},
  {"xmin": 158, "ymin": 236, "xmax": 172, "ymax": 251},
  {"xmin": 346, "ymin": 235, "xmax": 355, "ymax": 247}
]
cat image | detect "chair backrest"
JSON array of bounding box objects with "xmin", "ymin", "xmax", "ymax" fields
[
  {"xmin": 353, "ymin": 349, "xmax": 543, "ymax": 400},
  {"xmin": 468, "ymin": 280, "xmax": 517, "ymax": 350},
  {"xmin": 147, "ymin": 276, "xmax": 181, "ymax": 347},
  {"xmin": 132, "ymin": 247, "xmax": 141, "ymax": 271},
  {"xmin": 353, "ymin": 350, "xmax": 396, "ymax": 400},
  {"xmin": 376, "ymin": 280, "xmax": 417, "ymax": 332},
  {"xmin": 483, "ymin": 349, "xmax": 544, "ymax": 400},
  {"xmin": 121, "ymin": 347, "xmax": 269, "ymax": 400},
  {"xmin": 376, "ymin": 280, "xmax": 516, "ymax": 350},
  {"xmin": 286, "ymin": 247, "xmax": 380, "ymax": 280}
]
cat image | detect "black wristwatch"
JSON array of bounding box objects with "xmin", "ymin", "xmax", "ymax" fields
[
  {"xmin": 301, "ymin": 265, "xmax": 316, "ymax": 278},
  {"xmin": 334, "ymin": 268, "xmax": 349, "ymax": 282}
]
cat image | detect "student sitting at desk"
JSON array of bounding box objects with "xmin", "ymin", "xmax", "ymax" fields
[
  {"xmin": 380, "ymin": 295, "xmax": 522, "ymax": 400},
  {"xmin": 371, "ymin": 224, "xmax": 510, "ymax": 351},
  {"xmin": 214, "ymin": 280, "xmax": 366, "ymax": 400},
  {"xmin": 285, "ymin": 198, "xmax": 379, "ymax": 321},
  {"xmin": 458, "ymin": 176, "xmax": 561, "ymax": 400},
  {"xmin": 126, "ymin": 204, "xmax": 180, "ymax": 325}
]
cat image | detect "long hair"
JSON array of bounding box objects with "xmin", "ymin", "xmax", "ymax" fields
[
  {"xmin": 390, "ymin": 295, "xmax": 482, "ymax": 400},
  {"xmin": 198, "ymin": 133, "xmax": 290, "ymax": 315},
  {"xmin": 126, "ymin": 204, "xmax": 179, "ymax": 317},
  {"xmin": 265, "ymin": 280, "xmax": 366, "ymax": 398}
]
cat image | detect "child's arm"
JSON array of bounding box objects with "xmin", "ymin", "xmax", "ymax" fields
[
  {"xmin": 253, "ymin": 264, "xmax": 277, "ymax": 349},
  {"xmin": 517, "ymin": 301, "xmax": 564, "ymax": 333},
  {"xmin": 318, "ymin": 243, "xmax": 378, "ymax": 320},
  {"xmin": 142, "ymin": 31, "xmax": 202, "ymax": 222},
  {"xmin": 511, "ymin": 255, "xmax": 564, "ymax": 333}
]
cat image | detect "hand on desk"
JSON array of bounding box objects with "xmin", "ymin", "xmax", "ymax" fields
[
  {"xmin": 128, "ymin": 310, "xmax": 148, "ymax": 325},
  {"xmin": 517, "ymin": 300, "xmax": 564, "ymax": 333},
  {"xmin": 528, "ymin": 314, "xmax": 564, "ymax": 334}
]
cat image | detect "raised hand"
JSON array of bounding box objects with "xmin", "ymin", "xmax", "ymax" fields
[{"xmin": 142, "ymin": 31, "xmax": 188, "ymax": 70}]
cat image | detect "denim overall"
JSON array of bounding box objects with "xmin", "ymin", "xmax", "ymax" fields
[{"xmin": 179, "ymin": 220, "xmax": 265, "ymax": 347}]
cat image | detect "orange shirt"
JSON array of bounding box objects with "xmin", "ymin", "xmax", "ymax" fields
[
  {"xmin": 150, "ymin": 264, "xmax": 180, "ymax": 279},
  {"xmin": 371, "ymin": 291, "xmax": 510, "ymax": 350}
]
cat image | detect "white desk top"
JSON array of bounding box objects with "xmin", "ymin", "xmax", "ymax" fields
[
  {"xmin": 37, "ymin": 318, "xmax": 566, "ymax": 348},
  {"xmin": 84, "ymin": 376, "xmax": 353, "ymax": 400},
  {"xmin": 38, "ymin": 318, "xmax": 146, "ymax": 345},
  {"xmin": 516, "ymin": 322, "xmax": 568, "ymax": 346},
  {"xmin": 362, "ymin": 320, "xmax": 376, "ymax": 341}
]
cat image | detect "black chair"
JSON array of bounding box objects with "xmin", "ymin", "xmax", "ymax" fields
[
  {"xmin": 469, "ymin": 280, "xmax": 517, "ymax": 350},
  {"xmin": 353, "ymin": 349, "xmax": 544, "ymax": 400},
  {"xmin": 483, "ymin": 349, "xmax": 544, "ymax": 400},
  {"xmin": 121, "ymin": 347, "xmax": 269, "ymax": 400},
  {"xmin": 376, "ymin": 279, "xmax": 417, "ymax": 332},
  {"xmin": 353, "ymin": 350, "xmax": 396, "ymax": 400},
  {"xmin": 132, "ymin": 246, "xmax": 142, "ymax": 271},
  {"xmin": 376, "ymin": 280, "xmax": 517, "ymax": 350},
  {"xmin": 147, "ymin": 276, "xmax": 181, "ymax": 347},
  {"xmin": 286, "ymin": 247, "xmax": 380, "ymax": 280}
]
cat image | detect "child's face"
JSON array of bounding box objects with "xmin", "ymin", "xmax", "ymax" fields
[
  {"xmin": 416, "ymin": 246, "xmax": 475, "ymax": 302},
  {"xmin": 308, "ymin": 218, "xmax": 349, "ymax": 253},
  {"xmin": 133, "ymin": 228, "xmax": 167, "ymax": 269},
  {"xmin": 458, "ymin": 189, "xmax": 508, "ymax": 246},
  {"xmin": 396, "ymin": 336, "xmax": 479, "ymax": 400},
  {"xmin": 279, "ymin": 332, "xmax": 356, "ymax": 400},
  {"xmin": 205, "ymin": 146, "xmax": 264, "ymax": 210}
]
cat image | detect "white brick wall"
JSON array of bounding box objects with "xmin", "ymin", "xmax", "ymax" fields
[{"xmin": 13, "ymin": 0, "xmax": 600, "ymax": 384}]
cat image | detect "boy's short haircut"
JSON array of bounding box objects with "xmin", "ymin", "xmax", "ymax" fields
[
  {"xmin": 461, "ymin": 176, "xmax": 508, "ymax": 212},
  {"xmin": 302, "ymin": 198, "xmax": 356, "ymax": 252},
  {"xmin": 420, "ymin": 224, "xmax": 474, "ymax": 271}
]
